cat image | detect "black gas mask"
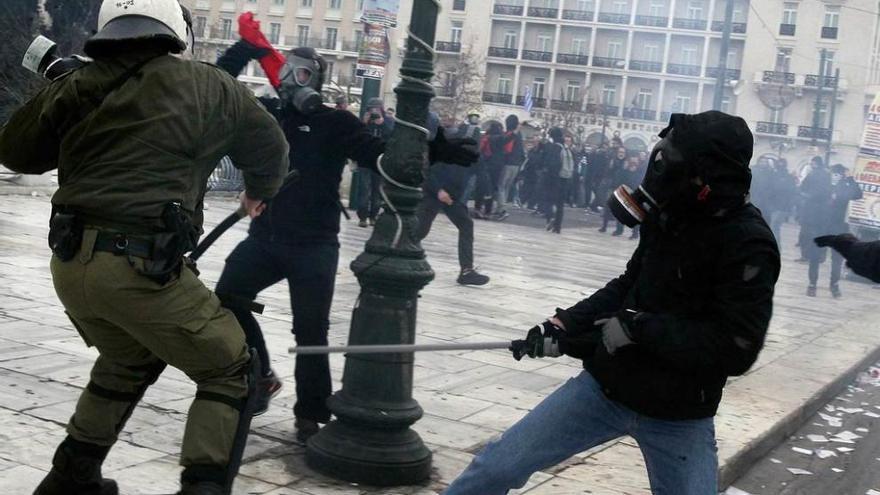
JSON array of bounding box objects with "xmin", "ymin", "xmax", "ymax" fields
[
  {"xmin": 608, "ymin": 111, "xmax": 754, "ymax": 227},
  {"xmin": 277, "ymin": 50, "xmax": 325, "ymax": 115}
]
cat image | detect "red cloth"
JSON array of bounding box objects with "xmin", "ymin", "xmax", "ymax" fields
[{"xmin": 238, "ymin": 12, "xmax": 286, "ymax": 88}]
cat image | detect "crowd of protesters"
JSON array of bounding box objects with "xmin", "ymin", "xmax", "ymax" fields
[{"xmin": 346, "ymin": 108, "xmax": 869, "ymax": 296}]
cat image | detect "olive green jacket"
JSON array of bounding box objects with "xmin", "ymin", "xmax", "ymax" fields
[{"xmin": 0, "ymin": 50, "xmax": 288, "ymax": 233}]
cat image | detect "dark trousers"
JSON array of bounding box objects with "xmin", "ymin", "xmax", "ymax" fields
[
  {"xmin": 416, "ymin": 195, "xmax": 474, "ymax": 270},
  {"xmin": 357, "ymin": 168, "xmax": 382, "ymax": 221},
  {"xmin": 215, "ymin": 236, "xmax": 339, "ymax": 422},
  {"xmin": 808, "ymin": 248, "xmax": 844, "ymax": 287},
  {"xmin": 542, "ymin": 177, "xmax": 568, "ymax": 231}
]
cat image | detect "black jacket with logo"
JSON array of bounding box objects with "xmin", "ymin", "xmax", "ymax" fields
[
  {"xmin": 218, "ymin": 41, "xmax": 385, "ymax": 244},
  {"xmin": 556, "ymin": 204, "xmax": 780, "ymax": 420}
]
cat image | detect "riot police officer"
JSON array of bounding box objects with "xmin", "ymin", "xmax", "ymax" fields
[{"xmin": 0, "ymin": 1, "xmax": 289, "ymax": 494}]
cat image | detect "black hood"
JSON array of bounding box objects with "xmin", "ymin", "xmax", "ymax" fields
[{"xmin": 660, "ymin": 111, "xmax": 754, "ymax": 205}]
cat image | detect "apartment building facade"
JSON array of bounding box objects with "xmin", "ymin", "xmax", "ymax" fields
[
  {"xmin": 739, "ymin": 1, "xmax": 880, "ymax": 174},
  {"xmin": 181, "ymin": 0, "xmax": 409, "ymax": 99}
]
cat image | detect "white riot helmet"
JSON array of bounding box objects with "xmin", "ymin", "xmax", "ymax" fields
[{"xmin": 84, "ymin": 0, "xmax": 191, "ymax": 57}]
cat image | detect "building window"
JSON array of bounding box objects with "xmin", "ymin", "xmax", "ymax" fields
[
  {"xmin": 221, "ymin": 18, "xmax": 233, "ymax": 40},
  {"xmin": 602, "ymin": 84, "xmax": 617, "ymax": 106},
  {"xmin": 775, "ymin": 47, "xmax": 792, "ymax": 72},
  {"xmin": 301, "ymin": 0, "xmax": 313, "ymax": 7},
  {"xmin": 453, "ymin": 0, "xmax": 466, "ymax": 11},
  {"xmin": 636, "ymin": 88, "xmax": 653, "ymax": 109},
  {"xmin": 297, "ymin": 25, "xmax": 311, "ymax": 45},
  {"xmin": 674, "ymin": 93, "xmax": 691, "ymax": 112},
  {"xmin": 823, "ymin": 6, "xmax": 840, "ymax": 28},
  {"xmin": 687, "ymin": 0, "xmax": 704, "ymax": 19},
  {"xmin": 821, "ymin": 50, "xmax": 835, "ymax": 76},
  {"xmin": 612, "ymin": 0, "xmax": 628, "ymax": 14},
  {"xmin": 644, "ymin": 43, "xmax": 660, "ymax": 62},
  {"xmin": 358, "ymin": 0, "xmax": 364, "ymax": 10},
  {"xmin": 273, "ymin": 0, "xmax": 285, "ymax": 5},
  {"xmin": 576, "ymin": 0, "xmax": 593, "ymax": 10},
  {"xmin": 354, "ymin": 29, "xmax": 364, "ymax": 46},
  {"xmin": 194, "ymin": 16, "xmax": 207, "ymax": 38},
  {"xmin": 782, "ymin": 2, "xmax": 797, "ymax": 25},
  {"xmin": 566, "ymin": 80, "xmax": 581, "ymax": 101},
  {"xmin": 533, "ymin": 77, "xmax": 546, "ymax": 99},
  {"xmin": 504, "ymin": 31, "xmax": 518, "ymax": 49},
  {"xmin": 537, "ymin": 34, "xmax": 553, "ymax": 52},
  {"xmin": 325, "ymin": 27, "xmax": 338, "ymax": 48},
  {"xmin": 681, "ymin": 45, "xmax": 698, "ymax": 65},
  {"xmin": 269, "ymin": 23, "xmax": 281, "ymax": 44},
  {"xmin": 769, "ymin": 108, "xmax": 785, "ymax": 123},
  {"xmin": 326, "ymin": 61, "xmax": 335, "ymax": 79},
  {"xmin": 451, "ymin": 21, "xmax": 463, "ymax": 44},
  {"xmin": 329, "ymin": 0, "xmax": 342, "ymax": 8},
  {"xmin": 607, "ymin": 40, "xmax": 622, "ymax": 59},
  {"xmin": 498, "ymin": 73, "xmax": 512, "ymax": 94},
  {"xmin": 649, "ymin": 0, "xmax": 664, "ymax": 17},
  {"xmin": 572, "ymin": 38, "xmax": 588, "ymax": 55},
  {"xmin": 727, "ymin": 48, "xmax": 738, "ymax": 68}
]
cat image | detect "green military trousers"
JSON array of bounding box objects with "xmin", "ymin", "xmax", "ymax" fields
[{"xmin": 49, "ymin": 229, "xmax": 251, "ymax": 470}]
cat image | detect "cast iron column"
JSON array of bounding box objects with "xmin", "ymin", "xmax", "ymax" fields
[{"xmin": 305, "ymin": 0, "xmax": 439, "ymax": 486}]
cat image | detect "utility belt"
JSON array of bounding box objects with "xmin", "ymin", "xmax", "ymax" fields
[{"xmin": 49, "ymin": 203, "xmax": 197, "ymax": 285}]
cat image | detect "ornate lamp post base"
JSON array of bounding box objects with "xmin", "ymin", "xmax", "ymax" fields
[{"xmin": 306, "ymin": 418, "xmax": 431, "ymax": 486}]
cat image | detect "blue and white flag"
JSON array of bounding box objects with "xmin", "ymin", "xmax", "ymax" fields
[{"xmin": 523, "ymin": 86, "xmax": 533, "ymax": 113}]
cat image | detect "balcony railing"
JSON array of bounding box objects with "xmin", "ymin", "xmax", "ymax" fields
[
  {"xmin": 557, "ymin": 53, "xmax": 590, "ymax": 65},
  {"xmin": 624, "ymin": 108, "xmax": 658, "ymax": 121},
  {"xmin": 522, "ymin": 49, "xmax": 553, "ymax": 62},
  {"xmin": 342, "ymin": 39, "xmax": 361, "ymax": 52},
  {"xmin": 635, "ymin": 15, "xmax": 668, "ymax": 27},
  {"xmin": 779, "ymin": 23, "xmax": 796, "ymax": 36},
  {"xmin": 629, "ymin": 60, "xmax": 663, "ymax": 72},
  {"xmin": 482, "ymin": 92, "xmax": 513, "ymax": 104},
  {"xmin": 762, "ymin": 70, "xmax": 796, "ymax": 85},
  {"xmin": 562, "ymin": 9, "xmax": 594, "ymax": 21},
  {"xmin": 711, "ymin": 20, "xmax": 747, "ymax": 33},
  {"xmin": 488, "ymin": 46, "xmax": 519, "ymax": 58},
  {"xmin": 436, "ymin": 41, "xmax": 462, "ymax": 53},
  {"xmin": 756, "ymin": 121, "xmax": 789, "ymax": 136},
  {"xmin": 798, "ymin": 126, "xmax": 832, "ymax": 140},
  {"xmin": 804, "ymin": 74, "xmax": 839, "ymax": 89},
  {"xmin": 516, "ymin": 95, "xmax": 547, "ymax": 108},
  {"xmin": 667, "ymin": 63, "xmax": 702, "ymax": 76},
  {"xmin": 598, "ymin": 12, "xmax": 630, "ymax": 24},
  {"xmin": 527, "ymin": 6, "xmax": 558, "ymax": 18},
  {"xmin": 705, "ymin": 67, "xmax": 742, "ymax": 80},
  {"xmin": 593, "ymin": 56, "xmax": 626, "ymax": 68},
  {"xmin": 673, "ymin": 18, "xmax": 707, "ymax": 30},
  {"xmin": 493, "ymin": 3, "xmax": 524, "ymax": 16},
  {"xmin": 551, "ymin": 100, "xmax": 581, "ymax": 111},
  {"xmin": 821, "ymin": 26, "xmax": 838, "ymax": 39}
]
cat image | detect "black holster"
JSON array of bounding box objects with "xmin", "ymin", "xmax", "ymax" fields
[
  {"xmin": 131, "ymin": 203, "xmax": 198, "ymax": 285},
  {"xmin": 48, "ymin": 209, "xmax": 83, "ymax": 261}
]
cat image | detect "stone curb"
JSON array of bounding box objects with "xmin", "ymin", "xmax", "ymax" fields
[{"xmin": 718, "ymin": 311, "xmax": 880, "ymax": 488}]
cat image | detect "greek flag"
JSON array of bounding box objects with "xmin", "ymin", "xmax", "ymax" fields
[{"xmin": 523, "ymin": 86, "xmax": 533, "ymax": 113}]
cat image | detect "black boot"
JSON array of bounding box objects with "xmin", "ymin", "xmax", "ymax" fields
[
  {"xmin": 34, "ymin": 437, "xmax": 117, "ymax": 495},
  {"xmin": 177, "ymin": 481, "xmax": 225, "ymax": 495}
]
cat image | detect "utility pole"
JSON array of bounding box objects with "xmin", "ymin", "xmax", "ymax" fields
[
  {"xmin": 812, "ymin": 49, "xmax": 828, "ymax": 147},
  {"xmin": 713, "ymin": 0, "xmax": 735, "ymax": 110},
  {"xmin": 305, "ymin": 0, "xmax": 439, "ymax": 486},
  {"xmin": 824, "ymin": 68, "xmax": 841, "ymax": 166}
]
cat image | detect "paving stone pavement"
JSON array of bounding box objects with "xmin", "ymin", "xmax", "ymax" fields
[{"xmin": 1, "ymin": 194, "xmax": 879, "ymax": 495}]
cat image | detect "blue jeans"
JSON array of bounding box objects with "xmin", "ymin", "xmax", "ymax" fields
[{"xmin": 444, "ymin": 371, "xmax": 718, "ymax": 495}]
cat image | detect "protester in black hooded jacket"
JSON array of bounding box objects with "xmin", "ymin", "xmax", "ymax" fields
[
  {"xmin": 445, "ymin": 111, "xmax": 780, "ymax": 495},
  {"xmin": 816, "ymin": 234, "xmax": 880, "ymax": 283},
  {"xmin": 211, "ymin": 24, "xmax": 477, "ymax": 442}
]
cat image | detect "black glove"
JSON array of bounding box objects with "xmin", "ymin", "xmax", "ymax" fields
[
  {"xmin": 44, "ymin": 55, "xmax": 90, "ymax": 81},
  {"xmin": 510, "ymin": 321, "xmax": 566, "ymax": 361},
  {"xmin": 429, "ymin": 127, "xmax": 479, "ymax": 166},
  {"xmin": 814, "ymin": 234, "xmax": 858, "ymax": 256}
]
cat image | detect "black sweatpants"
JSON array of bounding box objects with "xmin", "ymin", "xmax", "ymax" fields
[
  {"xmin": 215, "ymin": 236, "xmax": 339, "ymax": 422},
  {"xmin": 416, "ymin": 195, "xmax": 474, "ymax": 270}
]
